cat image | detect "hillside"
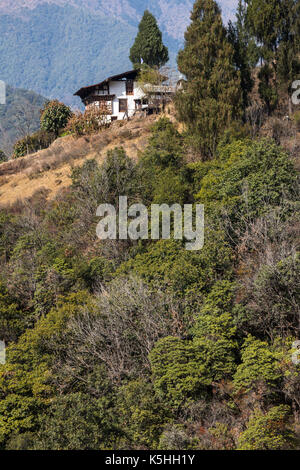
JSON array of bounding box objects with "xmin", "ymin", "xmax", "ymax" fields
[
  {"xmin": 0, "ymin": 0, "xmax": 299, "ymax": 453},
  {"xmin": 1, "ymin": 110, "xmax": 299, "ymax": 210},
  {"xmin": 0, "ymin": 114, "xmax": 158, "ymax": 207},
  {"xmin": 0, "ymin": 85, "xmax": 46, "ymax": 155},
  {"xmin": 0, "ymin": 0, "xmax": 237, "ymax": 106},
  {"xmin": 0, "ymin": 109, "xmax": 298, "ymax": 451}
]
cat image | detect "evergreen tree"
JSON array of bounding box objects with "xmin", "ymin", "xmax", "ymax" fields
[
  {"xmin": 40, "ymin": 100, "xmax": 72, "ymax": 138},
  {"xmin": 246, "ymin": 0, "xmax": 300, "ymax": 113},
  {"xmin": 246, "ymin": 0, "xmax": 282, "ymax": 63},
  {"xmin": 258, "ymin": 64, "xmax": 278, "ymax": 114},
  {"xmin": 129, "ymin": 11, "xmax": 169, "ymax": 68},
  {"xmin": 246, "ymin": 0, "xmax": 281, "ymax": 111},
  {"xmin": 175, "ymin": 0, "xmax": 242, "ymax": 158},
  {"xmin": 276, "ymin": 0, "xmax": 300, "ymax": 113},
  {"xmin": 228, "ymin": 0, "xmax": 257, "ymax": 110}
]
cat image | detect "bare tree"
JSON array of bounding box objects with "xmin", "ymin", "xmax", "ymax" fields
[
  {"xmin": 48, "ymin": 277, "xmax": 184, "ymax": 392},
  {"xmin": 245, "ymin": 100, "xmax": 266, "ymax": 137},
  {"xmin": 14, "ymin": 102, "xmax": 38, "ymax": 155}
]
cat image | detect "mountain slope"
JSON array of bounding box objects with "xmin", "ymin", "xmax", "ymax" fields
[
  {"xmin": 0, "ymin": 1, "xmax": 193, "ymax": 40},
  {"xmin": 0, "ymin": 85, "xmax": 46, "ymax": 154},
  {"xmin": 0, "ymin": 113, "xmax": 158, "ymax": 207},
  {"xmin": 0, "ymin": 1, "xmax": 237, "ymax": 106},
  {"xmin": 0, "ymin": 0, "xmax": 237, "ymax": 35}
]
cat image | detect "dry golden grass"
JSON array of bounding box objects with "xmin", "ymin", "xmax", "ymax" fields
[
  {"xmin": 0, "ymin": 115, "xmax": 157, "ymax": 207},
  {"xmin": 1, "ymin": 100, "xmax": 297, "ymax": 208}
]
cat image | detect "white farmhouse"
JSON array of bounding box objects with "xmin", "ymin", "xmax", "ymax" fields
[{"xmin": 74, "ymin": 69, "xmax": 175, "ymax": 121}]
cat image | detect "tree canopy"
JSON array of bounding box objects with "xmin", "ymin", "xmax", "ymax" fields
[
  {"xmin": 130, "ymin": 10, "xmax": 169, "ymax": 68},
  {"xmin": 175, "ymin": 0, "xmax": 243, "ymax": 158}
]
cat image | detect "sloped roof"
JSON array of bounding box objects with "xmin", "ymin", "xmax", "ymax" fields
[{"xmin": 74, "ymin": 70, "xmax": 139, "ymax": 98}]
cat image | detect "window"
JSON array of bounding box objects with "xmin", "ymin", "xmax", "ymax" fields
[
  {"xmin": 119, "ymin": 99, "xmax": 128, "ymax": 113},
  {"xmin": 126, "ymin": 79, "xmax": 134, "ymax": 95},
  {"xmin": 96, "ymin": 84, "xmax": 109, "ymax": 95}
]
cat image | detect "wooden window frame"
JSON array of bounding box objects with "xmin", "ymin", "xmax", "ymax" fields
[
  {"xmin": 126, "ymin": 79, "xmax": 134, "ymax": 96},
  {"xmin": 119, "ymin": 98, "xmax": 128, "ymax": 113}
]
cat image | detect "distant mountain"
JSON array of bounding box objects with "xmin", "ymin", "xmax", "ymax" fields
[
  {"xmin": 0, "ymin": 85, "xmax": 46, "ymax": 155},
  {"xmin": 0, "ymin": 1, "xmax": 237, "ymax": 107},
  {"xmin": 0, "ymin": 1, "xmax": 237, "ymax": 36}
]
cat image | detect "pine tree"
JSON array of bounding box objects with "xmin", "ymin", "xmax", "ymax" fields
[
  {"xmin": 175, "ymin": 0, "xmax": 242, "ymax": 158},
  {"xmin": 129, "ymin": 11, "xmax": 169, "ymax": 68}
]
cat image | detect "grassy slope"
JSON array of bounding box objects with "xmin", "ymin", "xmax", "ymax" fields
[{"xmin": 0, "ymin": 114, "xmax": 160, "ymax": 207}]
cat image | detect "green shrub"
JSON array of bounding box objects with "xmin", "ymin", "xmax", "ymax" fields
[
  {"xmin": 238, "ymin": 405, "xmax": 295, "ymax": 450},
  {"xmin": 194, "ymin": 139, "xmax": 297, "ymax": 224},
  {"xmin": 293, "ymin": 110, "xmax": 300, "ymax": 131},
  {"xmin": 0, "ymin": 150, "xmax": 7, "ymax": 163},
  {"xmin": 40, "ymin": 100, "xmax": 73, "ymax": 137},
  {"xmin": 233, "ymin": 336, "xmax": 283, "ymax": 395},
  {"xmin": 13, "ymin": 130, "xmax": 55, "ymax": 158}
]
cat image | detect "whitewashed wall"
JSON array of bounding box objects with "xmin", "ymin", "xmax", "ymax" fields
[{"xmin": 110, "ymin": 80, "xmax": 144, "ymax": 120}]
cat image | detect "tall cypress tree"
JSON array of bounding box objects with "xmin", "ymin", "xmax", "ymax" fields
[
  {"xmin": 129, "ymin": 10, "xmax": 169, "ymax": 68},
  {"xmin": 245, "ymin": 0, "xmax": 281, "ymax": 112},
  {"xmin": 175, "ymin": 0, "xmax": 242, "ymax": 158},
  {"xmin": 246, "ymin": 0, "xmax": 282, "ymax": 62},
  {"xmin": 246, "ymin": 0, "xmax": 300, "ymax": 113},
  {"xmin": 228, "ymin": 0, "xmax": 257, "ymax": 111},
  {"xmin": 276, "ymin": 0, "xmax": 300, "ymax": 113}
]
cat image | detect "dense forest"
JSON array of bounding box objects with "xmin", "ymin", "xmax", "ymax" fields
[{"xmin": 0, "ymin": 0, "xmax": 299, "ymax": 450}]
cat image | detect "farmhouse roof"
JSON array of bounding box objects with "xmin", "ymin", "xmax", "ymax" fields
[{"xmin": 74, "ymin": 69, "xmax": 139, "ymax": 98}]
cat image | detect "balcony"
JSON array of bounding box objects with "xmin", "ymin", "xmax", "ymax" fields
[{"xmin": 144, "ymin": 84, "xmax": 176, "ymax": 94}]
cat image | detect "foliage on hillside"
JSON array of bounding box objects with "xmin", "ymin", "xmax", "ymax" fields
[
  {"xmin": 0, "ymin": 0, "xmax": 299, "ymax": 451},
  {"xmin": 175, "ymin": 0, "xmax": 300, "ymax": 158},
  {"xmin": 0, "ymin": 113, "xmax": 298, "ymax": 449}
]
